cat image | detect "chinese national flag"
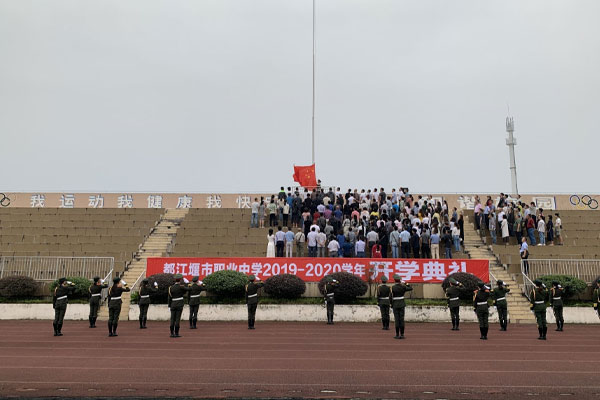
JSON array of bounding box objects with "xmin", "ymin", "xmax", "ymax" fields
[{"xmin": 293, "ymin": 164, "xmax": 317, "ymax": 188}]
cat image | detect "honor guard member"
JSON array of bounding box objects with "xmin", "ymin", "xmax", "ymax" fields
[
  {"xmin": 52, "ymin": 278, "xmax": 76, "ymax": 336},
  {"xmin": 492, "ymin": 280, "xmax": 510, "ymax": 331},
  {"xmin": 377, "ymin": 276, "xmax": 391, "ymax": 330},
  {"xmin": 138, "ymin": 279, "xmax": 158, "ymax": 329},
  {"xmin": 88, "ymin": 276, "xmax": 107, "ymax": 328},
  {"xmin": 324, "ymin": 276, "xmax": 339, "ymax": 325},
  {"xmin": 473, "ymin": 282, "xmax": 490, "ymax": 340},
  {"xmin": 593, "ymin": 279, "xmax": 600, "ymax": 319},
  {"xmin": 188, "ymin": 276, "xmax": 206, "ymax": 329},
  {"xmin": 245, "ymin": 275, "xmax": 264, "ymax": 329},
  {"xmin": 390, "ymin": 274, "xmax": 412, "ymax": 339},
  {"xmin": 445, "ymin": 278, "xmax": 463, "ymax": 331},
  {"xmin": 168, "ymin": 274, "xmax": 191, "ymax": 337},
  {"xmin": 530, "ymin": 279, "xmax": 549, "ymax": 340},
  {"xmin": 550, "ymin": 281, "xmax": 564, "ymax": 331},
  {"xmin": 108, "ymin": 277, "xmax": 130, "ymax": 337}
]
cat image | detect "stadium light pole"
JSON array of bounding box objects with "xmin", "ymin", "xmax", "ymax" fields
[
  {"xmin": 311, "ymin": 0, "xmax": 316, "ymax": 165},
  {"xmin": 505, "ymin": 116, "xmax": 519, "ymax": 196}
]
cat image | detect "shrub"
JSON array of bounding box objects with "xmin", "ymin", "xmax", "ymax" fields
[
  {"xmin": 0, "ymin": 275, "xmax": 39, "ymax": 298},
  {"xmin": 317, "ymin": 272, "xmax": 368, "ymax": 303},
  {"xmin": 49, "ymin": 276, "xmax": 92, "ymax": 300},
  {"xmin": 146, "ymin": 273, "xmax": 175, "ymax": 304},
  {"xmin": 203, "ymin": 270, "xmax": 248, "ymax": 298},
  {"xmin": 539, "ymin": 275, "xmax": 587, "ymax": 299},
  {"xmin": 264, "ymin": 274, "xmax": 306, "ymax": 299},
  {"xmin": 441, "ymin": 272, "xmax": 483, "ymax": 300}
]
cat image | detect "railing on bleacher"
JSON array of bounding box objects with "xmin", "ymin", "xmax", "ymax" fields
[
  {"xmin": 521, "ymin": 259, "xmax": 600, "ymax": 285},
  {"xmin": 130, "ymin": 271, "xmax": 146, "ymax": 294},
  {"xmin": 100, "ymin": 268, "xmax": 113, "ymax": 304},
  {"xmin": 0, "ymin": 256, "xmax": 114, "ymax": 283}
]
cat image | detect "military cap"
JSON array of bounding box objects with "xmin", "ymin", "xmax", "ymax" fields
[
  {"xmin": 533, "ymin": 279, "xmax": 543, "ymax": 286},
  {"xmin": 113, "ymin": 277, "xmax": 121, "ymax": 283},
  {"xmin": 380, "ymin": 276, "xmax": 388, "ymax": 283},
  {"xmin": 393, "ymin": 274, "xmax": 402, "ymax": 281},
  {"xmin": 449, "ymin": 277, "xmax": 458, "ymax": 285},
  {"xmin": 192, "ymin": 276, "xmax": 199, "ymax": 282},
  {"xmin": 142, "ymin": 278, "xmax": 149, "ymax": 284},
  {"xmin": 497, "ymin": 280, "xmax": 504, "ymax": 286},
  {"xmin": 248, "ymin": 274, "xmax": 256, "ymax": 281},
  {"xmin": 58, "ymin": 277, "xmax": 66, "ymax": 284},
  {"xmin": 477, "ymin": 282, "xmax": 485, "ymax": 289},
  {"xmin": 174, "ymin": 274, "xmax": 183, "ymax": 281},
  {"xmin": 93, "ymin": 276, "xmax": 101, "ymax": 283},
  {"xmin": 552, "ymin": 281, "xmax": 559, "ymax": 286},
  {"xmin": 325, "ymin": 276, "xmax": 333, "ymax": 282}
]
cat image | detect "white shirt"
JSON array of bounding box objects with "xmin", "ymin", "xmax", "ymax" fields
[
  {"xmin": 251, "ymin": 202, "xmax": 260, "ymax": 213},
  {"xmin": 307, "ymin": 231, "xmax": 318, "ymax": 247},
  {"xmin": 327, "ymin": 240, "xmax": 340, "ymax": 252},
  {"xmin": 310, "ymin": 224, "xmax": 320, "ymax": 233},
  {"xmin": 538, "ymin": 219, "xmax": 546, "ymax": 233},
  {"xmin": 317, "ymin": 232, "xmax": 327, "ymax": 247},
  {"xmin": 275, "ymin": 231, "xmax": 286, "ymax": 242},
  {"xmin": 520, "ymin": 241, "xmax": 529, "ymax": 254},
  {"xmin": 295, "ymin": 232, "xmax": 305, "ymax": 243}
]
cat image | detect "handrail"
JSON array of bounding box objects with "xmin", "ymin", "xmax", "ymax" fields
[
  {"xmin": 521, "ymin": 258, "xmax": 600, "ymax": 284},
  {"xmin": 520, "ymin": 260, "xmax": 536, "ymax": 301},
  {"xmin": 100, "ymin": 268, "xmax": 113, "ymax": 304},
  {"xmin": 488, "ymin": 270, "xmax": 498, "ymax": 286},
  {"xmin": 130, "ymin": 271, "xmax": 146, "ymax": 293}
]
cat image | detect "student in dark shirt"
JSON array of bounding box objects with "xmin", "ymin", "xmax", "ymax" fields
[{"xmin": 442, "ymin": 228, "xmax": 453, "ymax": 259}]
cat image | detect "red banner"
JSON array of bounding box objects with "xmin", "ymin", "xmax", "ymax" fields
[{"xmin": 146, "ymin": 257, "xmax": 489, "ymax": 283}]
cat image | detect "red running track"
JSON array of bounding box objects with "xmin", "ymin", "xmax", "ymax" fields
[{"xmin": 0, "ymin": 320, "xmax": 598, "ymax": 399}]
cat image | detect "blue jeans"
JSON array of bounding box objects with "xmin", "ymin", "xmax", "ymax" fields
[
  {"xmin": 308, "ymin": 246, "xmax": 317, "ymax": 257},
  {"xmin": 391, "ymin": 245, "xmax": 399, "ymax": 258},
  {"xmin": 490, "ymin": 230, "xmax": 497, "ymax": 244},
  {"xmin": 527, "ymin": 228, "xmax": 537, "ymax": 245},
  {"xmin": 445, "ymin": 247, "xmax": 452, "ymax": 259},
  {"xmin": 453, "ymin": 236, "xmax": 460, "ymax": 252},
  {"xmin": 538, "ymin": 232, "xmax": 545, "ymax": 245},
  {"xmin": 357, "ymin": 251, "xmax": 365, "ymax": 258},
  {"xmin": 250, "ymin": 213, "xmax": 258, "ymax": 228}
]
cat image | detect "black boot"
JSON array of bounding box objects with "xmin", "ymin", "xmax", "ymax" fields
[
  {"xmin": 53, "ymin": 323, "xmax": 58, "ymax": 336},
  {"xmin": 560, "ymin": 321, "xmax": 564, "ymax": 331},
  {"xmin": 190, "ymin": 319, "xmax": 194, "ymax": 329},
  {"xmin": 555, "ymin": 322, "xmax": 560, "ymax": 331},
  {"xmin": 537, "ymin": 327, "xmax": 543, "ymax": 340},
  {"xmin": 57, "ymin": 324, "xmax": 63, "ymax": 336},
  {"xmin": 108, "ymin": 322, "xmax": 113, "ymax": 337},
  {"xmin": 480, "ymin": 327, "xmax": 485, "ymax": 339},
  {"xmin": 91, "ymin": 317, "xmax": 97, "ymax": 328},
  {"xmin": 194, "ymin": 318, "xmax": 198, "ymax": 329},
  {"xmin": 170, "ymin": 325, "xmax": 175, "ymax": 337},
  {"xmin": 455, "ymin": 320, "xmax": 460, "ymax": 331},
  {"xmin": 175, "ymin": 326, "xmax": 181, "ymax": 337},
  {"xmin": 451, "ymin": 315, "xmax": 456, "ymax": 330},
  {"xmin": 542, "ymin": 327, "xmax": 547, "ymax": 340},
  {"xmin": 394, "ymin": 327, "xmax": 400, "ymax": 339},
  {"xmin": 140, "ymin": 318, "xmax": 144, "ymax": 329},
  {"xmin": 89, "ymin": 317, "xmax": 93, "ymax": 328},
  {"xmin": 400, "ymin": 327, "xmax": 405, "ymax": 339},
  {"xmin": 384, "ymin": 320, "xmax": 389, "ymax": 330},
  {"xmin": 143, "ymin": 317, "xmax": 147, "ymax": 328},
  {"xmin": 112, "ymin": 323, "xmax": 118, "ymax": 337},
  {"xmin": 483, "ymin": 327, "xmax": 488, "ymax": 340}
]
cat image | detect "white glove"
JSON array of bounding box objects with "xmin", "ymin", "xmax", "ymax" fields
[
  {"xmin": 198, "ymin": 281, "xmax": 203, "ymax": 285},
  {"xmin": 183, "ymin": 278, "xmax": 189, "ymax": 284},
  {"xmin": 101, "ymin": 279, "xmax": 105, "ymax": 284},
  {"xmin": 121, "ymin": 280, "xmax": 127, "ymax": 286},
  {"xmin": 153, "ymin": 282, "xmax": 158, "ymax": 288},
  {"xmin": 66, "ymin": 281, "xmax": 73, "ymax": 285}
]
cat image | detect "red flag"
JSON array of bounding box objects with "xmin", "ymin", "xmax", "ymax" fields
[{"xmin": 293, "ymin": 164, "xmax": 317, "ymax": 188}]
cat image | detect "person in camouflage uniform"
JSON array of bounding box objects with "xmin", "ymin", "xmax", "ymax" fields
[
  {"xmin": 376, "ymin": 276, "xmax": 391, "ymax": 330},
  {"xmin": 88, "ymin": 276, "xmax": 107, "ymax": 328},
  {"xmin": 53, "ymin": 277, "xmax": 76, "ymax": 336},
  {"xmin": 188, "ymin": 276, "xmax": 206, "ymax": 329},
  {"xmin": 530, "ymin": 279, "xmax": 549, "ymax": 340},
  {"xmin": 245, "ymin": 275, "xmax": 264, "ymax": 329},
  {"xmin": 473, "ymin": 282, "xmax": 490, "ymax": 340},
  {"xmin": 445, "ymin": 277, "xmax": 463, "ymax": 331},
  {"xmin": 138, "ymin": 278, "xmax": 158, "ymax": 329},
  {"xmin": 492, "ymin": 280, "xmax": 510, "ymax": 331},
  {"xmin": 168, "ymin": 274, "xmax": 191, "ymax": 338},
  {"xmin": 593, "ymin": 279, "xmax": 600, "ymax": 319},
  {"xmin": 390, "ymin": 274, "xmax": 412, "ymax": 339},
  {"xmin": 550, "ymin": 281, "xmax": 565, "ymax": 332}
]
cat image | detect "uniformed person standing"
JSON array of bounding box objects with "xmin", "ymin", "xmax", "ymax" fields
[
  {"xmin": 377, "ymin": 276, "xmax": 391, "ymax": 330},
  {"xmin": 550, "ymin": 281, "xmax": 564, "ymax": 332},
  {"xmin": 53, "ymin": 277, "xmax": 75, "ymax": 336},
  {"xmin": 324, "ymin": 277, "xmax": 339, "ymax": 325},
  {"xmin": 245, "ymin": 275, "xmax": 264, "ymax": 329},
  {"xmin": 594, "ymin": 279, "xmax": 600, "ymax": 319},
  {"xmin": 530, "ymin": 279, "xmax": 549, "ymax": 340},
  {"xmin": 473, "ymin": 282, "xmax": 490, "ymax": 340},
  {"xmin": 88, "ymin": 276, "xmax": 107, "ymax": 328},
  {"xmin": 492, "ymin": 280, "xmax": 510, "ymax": 331},
  {"xmin": 390, "ymin": 274, "xmax": 412, "ymax": 339},
  {"xmin": 168, "ymin": 274, "xmax": 191, "ymax": 337},
  {"xmin": 138, "ymin": 279, "xmax": 158, "ymax": 329},
  {"xmin": 107, "ymin": 277, "xmax": 130, "ymax": 337},
  {"xmin": 188, "ymin": 276, "xmax": 206, "ymax": 329},
  {"xmin": 445, "ymin": 278, "xmax": 463, "ymax": 331}
]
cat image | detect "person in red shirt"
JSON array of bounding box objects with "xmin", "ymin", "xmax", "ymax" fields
[
  {"xmin": 526, "ymin": 215, "xmax": 537, "ymax": 245},
  {"xmin": 371, "ymin": 244, "xmax": 382, "ymax": 258}
]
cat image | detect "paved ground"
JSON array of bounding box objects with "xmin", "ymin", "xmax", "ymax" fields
[{"xmin": 0, "ymin": 320, "xmax": 598, "ymax": 399}]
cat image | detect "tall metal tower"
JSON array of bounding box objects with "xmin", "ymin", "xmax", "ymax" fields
[{"xmin": 505, "ymin": 116, "xmax": 519, "ymax": 195}]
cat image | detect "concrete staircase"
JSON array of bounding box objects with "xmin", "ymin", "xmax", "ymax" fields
[
  {"xmin": 98, "ymin": 208, "xmax": 189, "ymax": 320},
  {"xmin": 463, "ymin": 218, "xmax": 535, "ymax": 324}
]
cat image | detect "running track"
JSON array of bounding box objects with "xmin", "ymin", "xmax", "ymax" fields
[{"xmin": 0, "ymin": 320, "xmax": 598, "ymax": 399}]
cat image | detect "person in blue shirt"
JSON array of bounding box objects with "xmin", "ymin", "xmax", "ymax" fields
[
  {"xmin": 399, "ymin": 228, "xmax": 411, "ymax": 258},
  {"xmin": 284, "ymin": 228, "xmax": 295, "ymax": 257},
  {"xmin": 336, "ymin": 232, "xmax": 346, "ymax": 257}
]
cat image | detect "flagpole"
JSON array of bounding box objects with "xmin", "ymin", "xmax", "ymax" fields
[{"xmin": 311, "ymin": 0, "xmax": 316, "ymax": 165}]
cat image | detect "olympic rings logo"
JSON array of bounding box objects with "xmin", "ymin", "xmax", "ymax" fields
[
  {"xmin": 0, "ymin": 193, "xmax": 10, "ymax": 207},
  {"xmin": 570, "ymin": 194, "xmax": 598, "ymax": 210}
]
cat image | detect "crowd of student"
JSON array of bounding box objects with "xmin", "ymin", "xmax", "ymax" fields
[{"xmin": 251, "ymin": 187, "xmax": 464, "ymax": 259}]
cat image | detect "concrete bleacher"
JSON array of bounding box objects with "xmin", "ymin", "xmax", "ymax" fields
[
  {"xmin": 0, "ymin": 208, "xmax": 163, "ymax": 273},
  {"xmin": 467, "ymin": 210, "xmax": 600, "ymax": 280}
]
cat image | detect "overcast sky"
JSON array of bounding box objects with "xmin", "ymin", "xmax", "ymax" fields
[{"xmin": 1, "ymin": 0, "xmax": 599, "ymax": 194}]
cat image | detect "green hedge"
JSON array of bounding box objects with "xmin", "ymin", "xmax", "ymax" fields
[
  {"xmin": 0, "ymin": 275, "xmax": 39, "ymax": 299},
  {"xmin": 264, "ymin": 274, "xmax": 306, "ymax": 299},
  {"xmin": 317, "ymin": 272, "xmax": 368, "ymax": 303},
  {"xmin": 441, "ymin": 272, "xmax": 483, "ymax": 301},
  {"xmin": 49, "ymin": 276, "xmax": 91, "ymax": 300},
  {"xmin": 145, "ymin": 273, "xmax": 176, "ymax": 304},
  {"xmin": 203, "ymin": 270, "xmax": 248, "ymax": 298},
  {"xmin": 539, "ymin": 275, "xmax": 587, "ymax": 299}
]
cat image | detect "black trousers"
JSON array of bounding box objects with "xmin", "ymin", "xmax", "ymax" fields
[
  {"xmin": 139, "ymin": 303, "xmax": 149, "ymax": 320},
  {"xmin": 380, "ymin": 243, "xmax": 388, "ymax": 258},
  {"xmin": 108, "ymin": 303, "xmax": 122, "ymax": 324},
  {"xmin": 412, "ymin": 246, "xmax": 420, "ymax": 258},
  {"xmin": 401, "ymin": 243, "xmax": 410, "ymax": 258},
  {"xmin": 89, "ymin": 302, "xmax": 100, "ymax": 319},
  {"xmin": 450, "ymin": 306, "xmax": 460, "ymax": 325},
  {"xmin": 54, "ymin": 305, "xmax": 67, "ymax": 325},
  {"xmin": 276, "ymin": 241, "xmax": 284, "ymax": 257},
  {"xmin": 326, "ymin": 301, "xmax": 335, "ymax": 322},
  {"xmin": 535, "ymin": 310, "xmax": 547, "ymax": 328},
  {"xmin": 421, "ymin": 244, "xmax": 431, "ymax": 259},
  {"xmin": 269, "ymin": 214, "xmax": 277, "ymax": 226},
  {"xmin": 393, "ymin": 307, "xmax": 405, "ymax": 330},
  {"xmin": 553, "ymin": 306, "xmax": 564, "ymax": 325},
  {"xmin": 189, "ymin": 304, "xmax": 199, "ymax": 321},
  {"xmin": 247, "ymin": 303, "xmax": 258, "ymax": 327},
  {"xmin": 497, "ymin": 306, "xmax": 508, "ymax": 327},
  {"xmin": 379, "ymin": 304, "xmax": 390, "ymax": 327},
  {"xmin": 476, "ymin": 308, "xmax": 489, "ymax": 328},
  {"xmin": 170, "ymin": 307, "xmax": 183, "ymax": 328}
]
